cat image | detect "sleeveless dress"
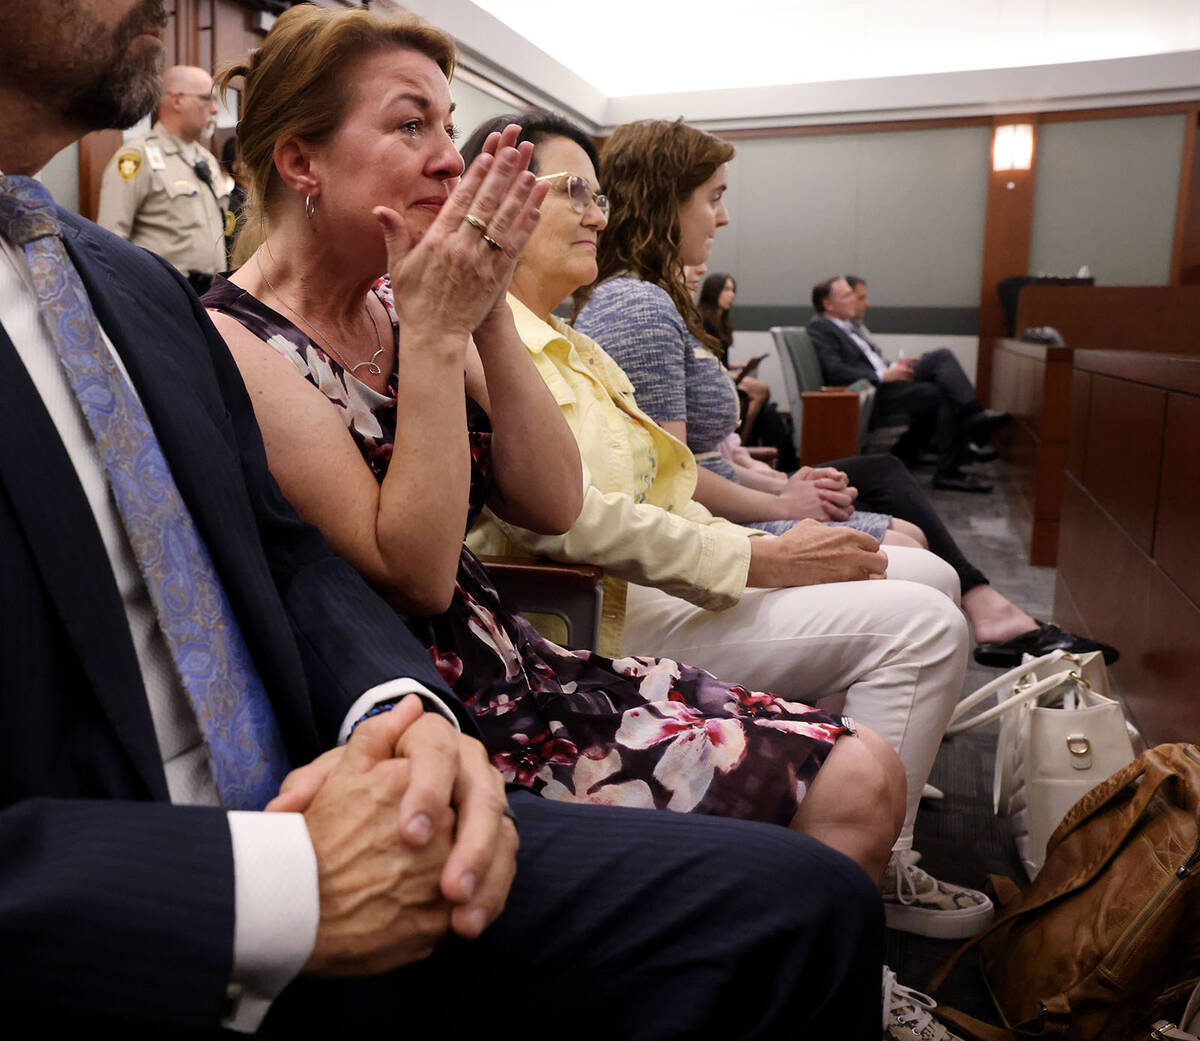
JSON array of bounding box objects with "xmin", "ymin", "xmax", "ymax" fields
[{"xmin": 206, "ymin": 277, "xmax": 854, "ymax": 826}]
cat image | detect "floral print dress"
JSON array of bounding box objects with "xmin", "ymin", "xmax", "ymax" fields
[{"xmin": 206, "ymin": 277, "xmax": 854, "ymax": 827}]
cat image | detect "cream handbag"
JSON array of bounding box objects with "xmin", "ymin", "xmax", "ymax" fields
[
  {"xmin": 1152, "ymin": 982, "xmax": 1200, "ymax": 1039},
  {"xmin": 947, "ymin": 649, "xmax": 1137, "ymax": 879}
]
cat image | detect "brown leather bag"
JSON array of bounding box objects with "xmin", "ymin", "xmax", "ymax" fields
[{"xmin": 931, "ymin": 744, "xmax": 1200, "ymax": 1040}]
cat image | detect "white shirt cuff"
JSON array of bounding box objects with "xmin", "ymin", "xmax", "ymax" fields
[
  {"xmin": 337, "ymin": 678, "xmax": 461, "ymax": 746},
  {"xmin": 221, "ymin": 681, "xmax": 459, "ymax": 1031},
  {"xmin": 222, "ymin": 811, "xmax": 319, "ymax": 1032}
]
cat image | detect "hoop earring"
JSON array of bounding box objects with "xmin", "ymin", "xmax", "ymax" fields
[{"xmin": 304, "ymin": 193, "xmax": 316, "ymax": 220}]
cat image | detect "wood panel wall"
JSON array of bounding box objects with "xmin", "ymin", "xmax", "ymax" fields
[
  {"xmin": 991, "ymin": 285, "xmax": 1200, "ymax": 566},
  {"xmin": 1172, "ymin": 111, "xmax": 1200, "ymax": 286},
  {"xmin": 1016, "ymin": 285, "xmax": 1200, "ymax": 355},
  {"xmin": 1054, "ymin": 351, "xmax": 1200, "ymax": 745},
  {"xmin": 78, "ymin": 130, "xmax": 124, "ymax": 222},
  {"xmin": 976, "ymin": 115, "xmax": 1039, "ymax": 404},
  {"xmin": 990, "ymin": 339, "xmax": 1073, "ymax": 564}
]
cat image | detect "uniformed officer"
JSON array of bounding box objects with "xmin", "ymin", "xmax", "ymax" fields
[{"xmin": 98, "ymin": 65, "xmax": 229, "ymax": 294}]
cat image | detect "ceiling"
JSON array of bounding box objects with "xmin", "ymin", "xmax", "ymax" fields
[
  {"xmin": 397, "ymin": 0, "xmax": 1200, "ymax": 128},
  {"xmin": 468, "ymin": 0, "xmax": 1200, "ymax": 98}
]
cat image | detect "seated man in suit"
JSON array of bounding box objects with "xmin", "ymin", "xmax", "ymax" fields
[
  {"xmin": 0, "ymin": 2, "xmax": 887, "ymax": 1037},
  {"xmin": 808, "ymin": 275, "xmax": 1008, "ymax": 493}
]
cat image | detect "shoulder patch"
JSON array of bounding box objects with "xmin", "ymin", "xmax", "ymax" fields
[{"xmin": 116, "ymin": 151, "xmax": 142, "ymax": 182}]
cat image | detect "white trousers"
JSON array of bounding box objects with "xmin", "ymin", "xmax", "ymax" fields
[{"xmin": 622, "ymin": 547, "xmax": 968, "ymax": 850}]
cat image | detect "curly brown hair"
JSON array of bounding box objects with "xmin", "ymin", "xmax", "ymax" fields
[
  {"xmin": 215, "ymin": 5, "xmax": 456, "ymax": 267},
  {"xmin": 580, "ymin": 119, "xmax": 734, "ymax": 354}
]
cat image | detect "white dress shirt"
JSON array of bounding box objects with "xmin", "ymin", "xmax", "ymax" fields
[
  {"xmin": 0, "ymin": 222, "xmax": 451, "ymax": 1029},
  {"xmin": 829, "ymin": 315, "xmax": 889, "ymax": 380}
]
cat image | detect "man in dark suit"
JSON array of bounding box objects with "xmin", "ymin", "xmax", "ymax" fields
[
  {"xmin": 0, "ymin": 2, "xmax": 887, "ymax": 1036},
  {"xmin": 808, "ymin": 276, "xmax": 1008, "ymax": 493}
]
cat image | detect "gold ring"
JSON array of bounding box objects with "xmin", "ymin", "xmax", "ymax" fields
[
  {"xmin": 481, "ymin": 233, "xmax": 503, "ymax": 252},
  {"xmin": 465, "ymin": 213, "xmax": 488, "ymax": 234}
]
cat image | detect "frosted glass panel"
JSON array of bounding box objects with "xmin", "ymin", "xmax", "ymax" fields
[
  {"xmin": 706, "ymin": 125, "xmax": 990, "ymax": 308},
  {"xmin": 1029, "ymin": 114, "xmax": 1186, "ymax": 285}
]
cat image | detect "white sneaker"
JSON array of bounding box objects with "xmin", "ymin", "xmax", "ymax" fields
[
  {"xmin": 882, "ymin": 849, "xmax": 994, "ymax": 939},
  {"xmin": 882, "ymin": 966, "xmax": 966, "ymax": 1041}
]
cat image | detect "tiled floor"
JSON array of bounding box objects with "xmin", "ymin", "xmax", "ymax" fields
[{"xmin": 886, "ymin": 455, "xmax": 1053, "ymax": 1023}]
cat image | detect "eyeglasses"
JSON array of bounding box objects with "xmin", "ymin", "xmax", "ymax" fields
[
  {"xmin": 171, "ymin": 91, "xmax": 217, "ymax": 103},
  {"xmin": 534, "ymin": 172, "xmax": 609, "ymax": 219}
]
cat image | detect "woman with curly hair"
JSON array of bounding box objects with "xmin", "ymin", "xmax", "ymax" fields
[
  {"xmin": 575, "ymin": 121, "xmax": 908, "ymax": 547},
  {"xmin": 570, "ymin": 116, "xmax": 1009, "ymax": 940},
  {"xmin": 575, "ymin": 119, "xmax": 1116, "ymax": 671}
]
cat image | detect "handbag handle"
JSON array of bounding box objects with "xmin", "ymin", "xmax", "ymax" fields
[
  {"xmin": 948, "ymin": 650, "xmax": 1070, "ymax": 727},
  {"xmin": 1150, "ymin": 976, "xmax": 1200, "ymax": 1040},
  {"xmin": 946, "ymin": 661, "xmax": 1079, "ymax": 735},
  {"xmin": 1151, "ymin": 1023, "xmax": 1200, "ymax": 1040}
]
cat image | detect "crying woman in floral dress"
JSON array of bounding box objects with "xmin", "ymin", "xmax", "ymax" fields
[{"xmin": 207, "ymin": 113, "xmax": 904, "ymax": 881}]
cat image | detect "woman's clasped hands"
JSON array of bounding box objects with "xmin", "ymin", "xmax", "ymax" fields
[
  {"xmin": 373, "ymin": 123, "xmax": 549, "ymax": 344},
  {"xmin": 777, "ymin": 466, "xmax": 859, "ymax": 522}
]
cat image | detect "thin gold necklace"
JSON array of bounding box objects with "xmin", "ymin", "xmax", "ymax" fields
[{"xmin": 255, "ymin": 249, "xmax": 387, "ymax": 376}]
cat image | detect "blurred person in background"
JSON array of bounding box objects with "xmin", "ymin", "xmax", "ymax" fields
[{"xmin": 99, "ymin": 64, "xmax": 228, "ymax": 294}]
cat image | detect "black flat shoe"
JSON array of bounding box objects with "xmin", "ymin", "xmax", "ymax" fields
[
  {"xmin": 973, "ymin": 621, "xmax": 1120, "ymax": 667},
  {"xmin": 967, "ymin": 441, "xmax": 998, "ymax": 463},
  {"xmin": 933, "ymin": 469, "xmax": 992, "ymax": 493}
]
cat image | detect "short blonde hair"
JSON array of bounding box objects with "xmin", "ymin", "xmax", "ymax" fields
[{"xmin": 216, "ymin": 5, "xmax": 456, "ymax": 265}]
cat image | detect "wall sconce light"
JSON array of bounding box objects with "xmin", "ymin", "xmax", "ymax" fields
[{"xmin": 993, "ymin": 123, "xmax": 1034, "ymax": 172}]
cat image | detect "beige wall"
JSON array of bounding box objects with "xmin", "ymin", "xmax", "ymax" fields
[
  {"xmin": 1029, "ymin": 114, "xmax": 1188, "ymax": 285},
  {"xmin": 39, "ymin": 142, "xmax": 80, "ymax": 211},
  {"xmin": 452, "ymin": 78, "xmax": 526, "ymax": 143},
  {"xmin": 705, "ymin": 126, "xmax": 991, "ymax": 311}
]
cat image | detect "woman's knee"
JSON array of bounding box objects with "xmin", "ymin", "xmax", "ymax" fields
[
  {"xmin": 907, "ymin": 579, "xmax": 969, "ymax": 650},
  {"xmin": 805, "ymin": 732, "xmax": 902, "ymax": 850},
  {"xmin": 853, "ymin": 725, "xmax": 908, "ymax": 836},
  {"xmin": 742, "ymin": 375, "xmax": 770, "ymax": 400},
  {"xmin": 882, "ymin": 527, "xmax": 921, "ymax": 549},
  {"xmin": 868, "ymin": 579, "xmax": 969, "ymax": 672},
  {"xmin": 890, "ymin": 517, "xmax": 928, "ymax": 548},
  {"xmin": 883, "ymin": 546, "xmax": 961, "ymax": 605}
]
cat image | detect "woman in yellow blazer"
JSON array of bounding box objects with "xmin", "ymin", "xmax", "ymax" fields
[{"xmin": 459, "ymin": 113, "xmax": 1007, "ymax": 958}]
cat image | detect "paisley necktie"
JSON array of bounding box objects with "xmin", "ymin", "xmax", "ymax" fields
[{"xmin": 0, "ymin": 174, "xmax": 289, "ymax": 809}]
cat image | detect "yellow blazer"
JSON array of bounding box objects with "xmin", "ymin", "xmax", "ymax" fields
[{"xmin": 467, "ymin": 296, "xmax": 760, "ymax": 653}]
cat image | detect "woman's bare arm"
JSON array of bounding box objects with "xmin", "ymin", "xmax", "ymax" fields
[
  {"xmin": 212, "ymin": 309, "xmax": 469, "ymax": 616},
  {"xmin": 213, "ymin": 127, "xmax": 550, "ymax": 616},
  {"xmin": 661, "ymin": 419, "xmax": 826, "ymax": 524},
  {"xmin": 728, "ymin": 458, "xmax": 788, "ymax": 493}
]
